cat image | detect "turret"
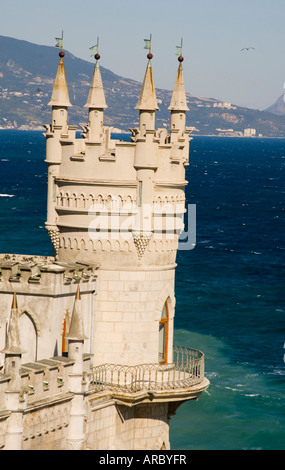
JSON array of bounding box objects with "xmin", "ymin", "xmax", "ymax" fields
[
  {"xmin": 168, "ymin": 44, "xmax": 189, "ymax": 141},
  {"xmin": 1, "ymin": 293, "xmax": 26, "ymax": 450},
  {"xmin": 66, "ymin": 285, "xmax": 87, "ymax": 450},
  {"xmin": 84, "ymin": 41, "xmax": 107, "ymax": 141},
  {"xmin": 1, "ymin": 293, "xmax": 23, "ymax": 390},
  {"xmin": 66, "ymin": 285, "xmax": 87, "ymax": 374},
  {"xmin": 45, "ymin": 37, "xmax": 72, "ymax": 258},
  {"xmin": 48, "ymin": 48, "xmax": 72, "ymax": 135},
  {"xmin": 133, "ymin": 39, "xmax": 160, "ymax": 237},
  {"xmin": 135, "ymin": 36, "xmax": 159, "ymax": 135}
]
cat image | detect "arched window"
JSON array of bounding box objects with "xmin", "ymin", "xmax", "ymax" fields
[
  {"xmin": 61, "ymin": 308, "xmax": 71, "ymax": 357},
  {"xmin": 19, "ymin": 312, "xmax": 38, "ymax": 363},
  {"xmin": 159, "ymin": 301, "xmax": 169, "ymax": 364},
  {"xmin": 62, "ymin": 317, "xmax": 68, "ymax": 357}
]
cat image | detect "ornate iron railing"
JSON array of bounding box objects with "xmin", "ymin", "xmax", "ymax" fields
[{"xmin": 89, "ymin": 346, "xmax": 204, "ymax": 394}]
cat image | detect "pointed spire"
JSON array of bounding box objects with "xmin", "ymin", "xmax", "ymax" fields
[
  {"xmin": 1, "ymin": 293, "xmax": 23, "ymax": 355},
  {"xmin": 168, "ymin": 51, "xmax": 189, "ymax": 112},
  {"xmin": 76, "ymin": 284, "xmax": 81, "ymax": 301},
  {"xmin": 12, "ymin": 291, "xmax": 18, "ymax": 310},
  {"xmin": 135, "ymin": 36, "xmax": 159, "ymax": 111},
  {"xmin": 48, "ymin": 47, "xmax": 72, "ymax": 108},
  {"xmin": 84, "ymin": 61, "xmax": 107, "ymax": 109},
  {"xmin": 66, "ymin": 285, "xmax": 88, "ymax": 341},
  {"xmin": 135, "ymin": 60, "xmax": 159, "ymax": 111},
  {"xmin": 85, "ymin": 38, "xmax": 107, "ymax": 109}
]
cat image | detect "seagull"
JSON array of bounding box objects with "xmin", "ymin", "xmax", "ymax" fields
[{"xmin": 241, "ymin": 47, "xmax": 255, "ymax": 51}]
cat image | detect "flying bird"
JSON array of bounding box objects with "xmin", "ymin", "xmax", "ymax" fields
[{"xmin": 241, "ymin": 47, "xmax": 255, "ymax": 51}]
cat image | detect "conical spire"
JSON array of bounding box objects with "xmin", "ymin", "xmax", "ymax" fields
[
  {"xmin": 48, "ymin": 53, "xmax": 72, "ymax": 108},
  {"xmin": 85, "ymin": 61, "xmax": 107, "ymax": 109},
  {"xmin": 168, "ymin": 60, "xmax": 189, "ymax": 111},
  {"xmin": 1, "ymin": 293, "xmax": 23, "ymax": 355},
  {"xmin": 135, "ymin": 60, "xmax": 159, "ymax": 111},
  {"xmin": 66, "ymin": 285, "xmax": 88, "ymax": 341}
]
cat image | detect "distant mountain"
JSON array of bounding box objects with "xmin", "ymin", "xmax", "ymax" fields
[
  {"xmin": 1, "ymin": 35, "xmax": 285, "ymax": 137},
  {"xmin": 265, "ymin": 95, "xmax": 285, "ymax": 116}
]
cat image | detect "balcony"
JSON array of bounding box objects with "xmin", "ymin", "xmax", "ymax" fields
[{"xmin": 88, "ymin": 346, "xmax": 209, "ymax": 406}]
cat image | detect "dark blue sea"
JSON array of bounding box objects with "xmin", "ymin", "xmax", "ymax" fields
[{"xmin": 0, "ymin": 130, "xmax": 284, "ymax": 450}]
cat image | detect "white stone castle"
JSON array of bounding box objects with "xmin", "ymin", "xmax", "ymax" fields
[{"xmin": 0, "ymin": 40, "xmax": 209, "ymax": 450}]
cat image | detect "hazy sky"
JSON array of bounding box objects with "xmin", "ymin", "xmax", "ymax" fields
[{"xmin": 1, "ymin": 0, "xmax": 284, "ymax": 110}]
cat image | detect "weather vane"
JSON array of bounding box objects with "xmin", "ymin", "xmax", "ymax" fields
[
  {"xmin": 90, "ymin": 37, "xmax": 100, "ymax": 61},
  {"xmin": 144, "ymin": 34, "xmax": 153, "ymax": 60},
  {"xmin": 55, "ymin": 31, "xmax": 64, "ymax": 57},
  {"xmin": 176, "ymin": 38, "xmax": 184, "ymax": 62}
]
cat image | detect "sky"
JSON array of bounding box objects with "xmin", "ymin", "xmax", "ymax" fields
[{"xmin": 0, "ymin": 0, "xmax": 284, "ymax": 110}]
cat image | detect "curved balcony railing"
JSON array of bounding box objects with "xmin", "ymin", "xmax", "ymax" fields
[{"xmin": 89, "ymin": 346, "xmax": 205, "ymax": 394}]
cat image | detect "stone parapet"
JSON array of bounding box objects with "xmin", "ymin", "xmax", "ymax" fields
[{"xmin": 0, "ymin": 254, "xmax": 98, "ymax": 293}]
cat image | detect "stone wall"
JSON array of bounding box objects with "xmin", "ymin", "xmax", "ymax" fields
[
  {"xmin": 93, "ymin": 268, "xmax": 176, "ymax": 365},
  {"xmin": 85, "ymin": 402, "xmax": 170, "ymax": 450},
  {"xmin": 0, "ymin": 354, "xmax": 171, "ymax": 450}
]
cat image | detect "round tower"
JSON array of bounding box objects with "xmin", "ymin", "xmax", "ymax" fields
[
  {"xmin": 44, "ymin": 41, "xmax": 74, "ymax": 259},
  {"xmin": 46, "ymin": 40, "xmax": 191, "ymax": 367}
]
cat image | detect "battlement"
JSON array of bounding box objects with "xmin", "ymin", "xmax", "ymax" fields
[
  {"xmin": 20, "ymin": 355, "xmax": 91, "ymax": 402},
  {"xmin": 0, "ymin": 346, "xmax": 208, "ymax": 450},
  {"xmin": 0, "ymin": 254, "xmax": 98, "ymax": 290},
  {"xmin": 0, "ymin": 355, "xmax": 89, "ymax": 409}
]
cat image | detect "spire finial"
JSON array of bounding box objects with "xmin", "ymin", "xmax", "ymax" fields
[
  {"xmin": 90, "ymin": 37, "xmax": 100, "ymax": 62},
  {"xmin": 176, "ymin": 38, "xmax": 184, "ymax": 63},
  {"xmin": 55, "ymin": 31, "xmax": 65, "ymax": 57},
  {"xmin": 144, "ymin": 34, "xmax": 153, "ymax": 60}
]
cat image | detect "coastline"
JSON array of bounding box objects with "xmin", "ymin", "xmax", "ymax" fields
[{"xmin": 0, "ymin": 127, "xmax": 284, "ymax": 139}]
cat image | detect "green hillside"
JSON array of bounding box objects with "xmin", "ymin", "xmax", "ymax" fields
[{"xmin": 0, "ymin": 35, "xmax": 285, "ymax": 137}]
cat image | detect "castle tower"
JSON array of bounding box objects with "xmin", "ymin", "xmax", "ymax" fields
[
  {"xmin": 44, "ymin": 41, "xmax": 76, "ymax": 258},
  {"xmin": 41, "ymin": 40, "xmax": 208, "ymax": 450},
  {"xmin": 47, "ymin": 40, "xmax": 191, "ymax": 367},
  {"xmin": 0, "ymin": 37, "xmax": 209, "ymax": 452}
]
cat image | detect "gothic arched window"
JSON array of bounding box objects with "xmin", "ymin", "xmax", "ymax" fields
[
  {"xmin": 159, "ymin": 301, "xmax": 169, "ymax": 364},
  {"xmin": 19, "ymin": 312, "xmax": 38, "ymax": 363},
  {"xmin": 61, "ymin": 310, "xmax": 71, "ymax": 357}
]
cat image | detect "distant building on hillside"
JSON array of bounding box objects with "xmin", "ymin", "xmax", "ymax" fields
[
  {"xmin": 213, "ymin": 102, "xmax": 237, "ymax": 110},
  {"xmin": 244, "ymin": 128, "xmax": 257, "ymax": 137}
]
